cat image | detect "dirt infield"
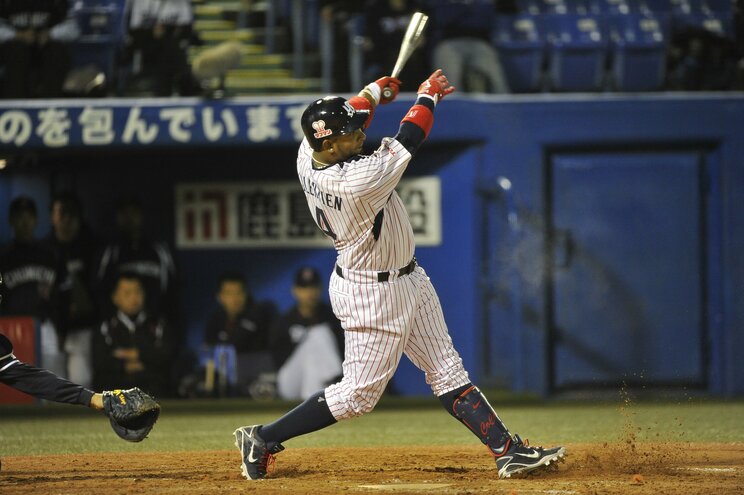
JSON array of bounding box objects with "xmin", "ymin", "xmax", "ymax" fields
[{"xmin": 1, "ymin": 442, "xmax": 742, "ymax": 494}]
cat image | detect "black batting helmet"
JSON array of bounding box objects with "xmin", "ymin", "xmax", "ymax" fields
[{"xmin": 301, "ymin": 96, "xmax": 369, "ymax": 151}]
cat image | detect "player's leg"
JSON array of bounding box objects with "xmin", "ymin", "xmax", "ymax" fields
[
  {"xmin": 403, "ymin": 266, "xmax": 565, "ymax": 478},
  {"xmin": 234, "ymin": 272, "xmax": 418, "ymax": 479}
]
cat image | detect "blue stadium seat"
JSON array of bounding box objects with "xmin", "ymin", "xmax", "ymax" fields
[
  {"xmin": 544, "ymin": 14, "xmax": 609, "ymax": 91},
  {"xmin": 588, "ymin": 0, "xmax": 639, "ymax": 14},
  {"xmin": 607, "ymin": 13, "xmax": 668, "ymax": 90},
  {"xmin": 71, "ymin": 1, "xmax": 127, "ymax": 84},
  {"xmin": 642, "ymin": 0, "xmax": 672, "ymax": 12},
  {"xmin": 517, "ymin": 0, "xmax": 591, "ymax": 14},
  {"xmin": 673, "ymin": 9, "xmax": 735, "ymax": 39},
  {"xmin": 703, "ymin": 0, "xmax": 734, "ymax": 12},
  {"xmin": 494, "ymin": 15, "xmax": 546, "ymax": 92}
]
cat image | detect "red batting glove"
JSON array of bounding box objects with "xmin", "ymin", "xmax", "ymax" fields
[
  {"xmin": 375, "ymin": 76, "xmax": 402, "ymax": 104},
  {"xmin": 417, "ymin": 69, "xmax": 455, "ymax": 104}
]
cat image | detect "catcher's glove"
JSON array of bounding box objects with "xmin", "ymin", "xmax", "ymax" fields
[{"xmin": 103, "ymin": 388, "xmax": 161, "ymax": 442}]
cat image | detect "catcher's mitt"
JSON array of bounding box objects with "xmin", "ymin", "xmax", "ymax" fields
[{"xmin": 103, "ymin": 388, "xmax": 161, "ymax": 442}]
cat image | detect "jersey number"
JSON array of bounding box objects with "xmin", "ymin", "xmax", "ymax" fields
[{"xmin": 315, "ymin": 207, "xmax": 337, "ymax": 240}]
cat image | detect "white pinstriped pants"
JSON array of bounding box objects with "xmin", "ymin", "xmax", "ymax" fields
[{"xmin": 325, "ymin": 265, "xmax": 471, "ymax": 421}]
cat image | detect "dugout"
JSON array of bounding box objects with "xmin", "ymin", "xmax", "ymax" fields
[{"xmin": 1, "ymin": 93, "xmax": 743, "ymax": 398}]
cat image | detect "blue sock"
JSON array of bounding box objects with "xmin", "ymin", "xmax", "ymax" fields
[{"xmin": 259, "ymin": 390, "xmax": 337, "ymax": 444}]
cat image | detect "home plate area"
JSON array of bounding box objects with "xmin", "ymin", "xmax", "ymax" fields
[{"xmin": 0, "ymin": 443, "xmax": 742, "ymax": 495}]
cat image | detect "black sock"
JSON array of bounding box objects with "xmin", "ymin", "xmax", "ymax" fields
[
  {"xmin": 439, "ymin": 383, "xmax": 512, "ymax": 454},
  {"xmin": 258, "ymin": 390, "xmax": 337, "ymax": 444}
]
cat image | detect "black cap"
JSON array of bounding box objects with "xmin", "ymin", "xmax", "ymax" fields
[
  {"xmin": 9, "ymin": 196, "xmax": 37, "ymax": 219},
  {"xmin": 301, "ymin": 96, "xmax": 369, "ymax": 151},
  {"xmin": 294, "ymin": 266, "xmax": 321, "ymax": 288}
]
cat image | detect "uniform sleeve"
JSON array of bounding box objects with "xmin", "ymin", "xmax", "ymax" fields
[
  {"xmin": 0, "ymin": 361, "xmax": 94, "ymax": 406},
  {"xmin": 344, "ymin": 138, "xmax": 412, "ymax": 213}
]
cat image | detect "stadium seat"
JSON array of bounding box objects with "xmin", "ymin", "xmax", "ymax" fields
[
  {"xmin": 703, "ymin": 0, "xmax": 734, "ymax": 12},
  {"xmin": 607, "ymin": 13, "xmax": 668, "ymax": 90},
  {"xmin": 587, "ymin": 0, "xmax": 637, "ymax": 14},
  {"xmin": 494, "ymin": 15, "xmax": 546, "ymax": 92},
  {"xmin": 71, "ymin": 1, "xmax": 127, "ymax": 89},
  {"xmin": 642, "ymin": 0, "xmax": 672, "ymax": 12},
  {"xmin": 673, "ymin": 9, "xmax": 735, "ymax": 39},
  {"xmin": 544, "ymin": 14, "xmax": 609, "ymax": 91}
]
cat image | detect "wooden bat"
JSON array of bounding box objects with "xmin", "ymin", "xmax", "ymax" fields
[{"xmin": 381, "ymin": 12, "xmax": 429, "ymax": 100}]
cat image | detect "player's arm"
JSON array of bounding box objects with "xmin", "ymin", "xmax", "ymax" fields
[
  {"xmin": 348, "ymin": 76, "xmax": 402, "ymax": 128},
  {"xmin": 395, "ymin": 69, "xmax": 455, "ymax": 155}
]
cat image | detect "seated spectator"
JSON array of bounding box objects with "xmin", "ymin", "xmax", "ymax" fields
[
  {"xmin": 0, "ymin": 0, "xmax": 80, "ymax": 98},
  {"xmin": 125, "ymin": 0, "xmax": 200, "ymax": 96},
  {"xmin": 202, "ymin": 272, "xmax": 276, "ymax": 396},
  {"xmin": 430, "ymin": 0, "xmax": 510, "ymax": 93},
  {"xmin": 0, "ymin": 196, "xmax": 65, "ymax": 377},
  {"xmin": 270, "ymin": 266, "xmax": 344, "ymax": 401},
  {"xmin": 96, "ymin": 196, "xmax": 178, "ymax": 328},
  {"xmin": 93, "ymin": 272, "xmax": 171, "ymax": 396},
  {"xmin": 43, "ymin": 191, "xmax": 99, "ymax": 388},
  {"xmin": 363, "ymin": 0, "xmax": 430, "ymax": 90}
]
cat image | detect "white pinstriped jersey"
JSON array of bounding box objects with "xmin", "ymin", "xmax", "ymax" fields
[{"xmin": 297, "ymin": 136, "xmax": 416, "ymax": 271}]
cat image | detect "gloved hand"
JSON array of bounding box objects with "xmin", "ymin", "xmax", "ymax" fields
[
  {"xmin": 417, "ymin": 69, "xmax": 455, "ymax": 104},
  {"xmin": 375, "ymin": 75, "xmax": 402, "ymax": 104},
  {"xmin": 103, "ymin": 387, "xmax": 160, "ymax": 442}
]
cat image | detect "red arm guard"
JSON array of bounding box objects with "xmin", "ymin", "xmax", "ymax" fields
[{"xmin": 401, "ymin": 104, "xmax": 434, "ymax": 138}]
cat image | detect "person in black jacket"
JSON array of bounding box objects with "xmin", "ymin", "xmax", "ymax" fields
[
  {"xmin": 269, "ymin": 266, "xmax": 344, "ymax": 400},
  {"xmin": 203, "ymin": 273, "xmax": 276, "ymax": 353},
  {"xmin": 0, "ymin": 0, "xmax": 79, "ymax": 98},
  {"xmin": 93, "ymin": 272, "xmax": 171, "ymax": 396},
  {"xmin": 0, "ymin": 196, "xmax": 66, "ymax": 376},
  {"xmin": 42, "ymin": 191, "xmax": 100, "ymax": 387}
]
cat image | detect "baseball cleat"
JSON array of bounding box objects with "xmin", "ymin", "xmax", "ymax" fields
[
  {"xmin": 233, "ymin": 425, "xmax": 285, "ymax": 480},
  {"xmin": 495, "ymin": 434, "xmax": 566, "ymax": 479}
]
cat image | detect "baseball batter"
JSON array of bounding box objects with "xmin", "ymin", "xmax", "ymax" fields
[{"xmin": 234, "ymin": 70, "xmax": 565, "ymax": 480}]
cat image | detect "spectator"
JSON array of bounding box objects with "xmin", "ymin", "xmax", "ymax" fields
[
  {"xmin": 363, "ymin": 0, "xmax": 429, "ymax": 89},
  {"xmin": 95, "ymin": 197, "xmax": 177, "ymax": 327},
  {"xmin": 42, "ymin": 191, "xmax": 99, "ymax": 388},
  {"xmin": 320, "ymin": 1, "xmax": 364, "ymax": 92},
  {"xmin": 93, "ymin": 272, "xmax": 170, "ymax": 395},
  {"xmin": 0, "ymin": 0, "xmax": 80, "ymax": 98},
  {"xmin": 201, "ymin": 272, "xmax": 276, "ymax": 397},
  {"xmin": 125, "ymin": 0, "xmax": 200, "ymax": 96},
  {"xmin": 429, "ymin": 0, "xmax": 509, "ymax": 93},
  {"xmin": 203, "ymin": 272, "xmax": 276, "ymax": 353},
  {"xmin": 0, "ymin": 196, "xmax": 65, "ymax": 376},
  {"xmin": 269, "ymin": 266, "xmax": 343, "ymax": 401}
]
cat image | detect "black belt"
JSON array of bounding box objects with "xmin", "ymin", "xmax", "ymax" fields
[{"xmin": 336, "ymin": 257, "xmax": 417, "ymax": 283}]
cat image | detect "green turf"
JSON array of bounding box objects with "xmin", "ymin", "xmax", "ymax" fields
[{"xmin": 1, "ymin": 397, "xmax": 743, "ymax": 456}]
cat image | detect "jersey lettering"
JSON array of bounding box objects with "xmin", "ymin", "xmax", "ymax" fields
[{"xmin": 315, "ymin": 207, "xmax": 337, "ymax": 240}]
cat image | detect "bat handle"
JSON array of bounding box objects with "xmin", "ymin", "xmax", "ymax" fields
[{"xmin": 382, "ymin": 86, "xmax": 394, "ymax": 100}]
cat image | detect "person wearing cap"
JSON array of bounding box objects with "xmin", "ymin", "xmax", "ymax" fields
[
  {"xmin": 0, "ymin": 196, "xmax": 66, "ymax": 377},
  {"xmin": 42, "ymin": 191, "xmax": 100, "ymax": 388},
  {"xmin": 269, "ymin": 266, "xmax": 344, "ymax": 401}
]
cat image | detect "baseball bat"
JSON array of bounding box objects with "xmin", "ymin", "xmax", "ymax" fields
[{"xmin": 381, "ymin": 12, "xmax": 429, "ymax": 100}]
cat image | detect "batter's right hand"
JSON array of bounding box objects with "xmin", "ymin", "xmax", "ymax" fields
[
  {"xmin": 375, "ymin": 76, "xmax": 402, "ymax": 104},
  {"xmin": 417, "ymin": 69, "xmax": 455, "ymax": 104}
]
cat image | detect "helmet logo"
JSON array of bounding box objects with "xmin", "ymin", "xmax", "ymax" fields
[
  {"xmin": 343, "ymin": 102, "xmax": 355, "ymax": 117},
  {"xmin": 312, "ymin": 120, "xmax": 332, "ymax": 139}
]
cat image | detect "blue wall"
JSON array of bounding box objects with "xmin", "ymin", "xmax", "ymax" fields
[{"xmin": 1, "ymin": 94, "xmax": 742, "ymax": 396}]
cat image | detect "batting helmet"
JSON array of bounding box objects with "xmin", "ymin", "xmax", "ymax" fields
[{"xmin": 301, "ymin": 96, "xmax": 369, "ymax": 151}]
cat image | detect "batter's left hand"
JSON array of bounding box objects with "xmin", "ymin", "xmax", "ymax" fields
[{"xmin": 375, "ymin": 76, "xmax": 401, "ymax": 104}]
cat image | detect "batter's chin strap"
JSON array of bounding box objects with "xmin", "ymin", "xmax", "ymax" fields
[{"xmin": 452, "ymin": 386, "xmax": 512, "ymax": 455}]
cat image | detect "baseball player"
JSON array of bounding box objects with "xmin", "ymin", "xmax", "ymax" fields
[{"xmin": 234, "ymin": 70, "xmax": 565, "ymax": 480}]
